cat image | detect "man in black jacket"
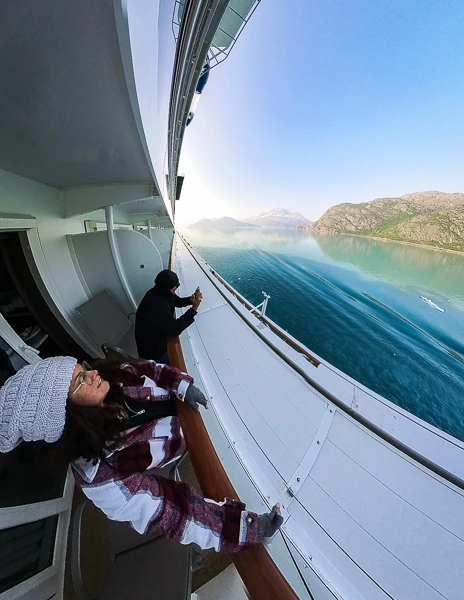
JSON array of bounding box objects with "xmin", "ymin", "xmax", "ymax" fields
[{"xmin": 135, "ymin": 270, "xmax": 202, "ymax": 363}]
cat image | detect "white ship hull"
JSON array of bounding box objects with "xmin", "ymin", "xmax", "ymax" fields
[
  {"xmin": 174, "ymin": 236, "xmax": 464, "ymax": 600},
  {"xmin": 0, "ymin": 2, "xmax": 462, "ymax": 599}
]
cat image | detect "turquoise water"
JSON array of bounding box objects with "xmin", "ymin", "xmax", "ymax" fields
[{"xmin": 183, "ymin": 227, "xmax": 464, "ymax": 442}]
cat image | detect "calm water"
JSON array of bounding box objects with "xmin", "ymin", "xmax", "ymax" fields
[{"xmin": 183, "ymin": 227, "xmax": 464, "ymax": 442}]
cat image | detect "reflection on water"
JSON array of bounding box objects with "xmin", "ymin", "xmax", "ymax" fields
[
  {"xmin": 314, "ymin": 233, "xmax": 464, "ymax": 304},
  {"xmin": 184, "ymin": 226, "xmax": 317, "ymax": 251},
  {"xmin": 182, "ymin": 226, "xmax": 464, "ymax": 441},
  {"xmin": 184, "ymin": 226, "xmax": 464, "ymax": 305}
]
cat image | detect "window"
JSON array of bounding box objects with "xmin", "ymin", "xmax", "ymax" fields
[
  {"xmin": 0, "ymin": 445, "xmax": 67, "ymax": 508},
  {"xmin": 0, "ymin": 517, "xmax": 58, "ymax": 594}
]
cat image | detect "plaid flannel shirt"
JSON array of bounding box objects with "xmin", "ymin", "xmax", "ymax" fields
[
  {"xmin": 72, "ymin": 361, "xmax": 259, "ymax": 552},
  {"xmin": 119, "ymin": 359, "xmax": 193, "ymax": 402}
]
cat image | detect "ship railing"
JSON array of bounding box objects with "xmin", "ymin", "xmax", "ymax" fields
[
  {"xmin": 172, "ymin": 0, "xmax": 262, "ymax": 69},
  {"xmin": 166, "ymin": 335, "xmax": 300, "ymax": 600},
  {"xmin": 167, "ymin": 249, "xmax": 300, "ymax": 600},
  {"xmin": 204, "ymin": 266, "xmax": 321, "ymax": 367},
  {"xmin": 178, "ymin": 235, "xmax": 464, "ymax": 491},
  {"xmin": 207, "ymin": 0, "xmax": 262, "ymax": 68}
]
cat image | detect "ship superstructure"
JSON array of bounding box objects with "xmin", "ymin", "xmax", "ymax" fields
[{"xmin": 0, "ymin": 2, "xmax": 462, "ymax": 600}]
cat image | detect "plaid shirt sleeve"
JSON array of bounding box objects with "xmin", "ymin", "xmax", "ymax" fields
[
  {"xmin": 72, "ymin": 419, "xmax": 259, "ymax": 552},
  {"xmin": 121, "ymin": 360, "xmax": 193, "ymax": 402},
  {"xmin": 74, "ymin": 461, "xmax": 259, "ymax": 553}
]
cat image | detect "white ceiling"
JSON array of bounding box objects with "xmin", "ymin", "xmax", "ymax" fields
[{"xmin": 0, "ymin": 0, "xmax": 156, "ymax": 189}]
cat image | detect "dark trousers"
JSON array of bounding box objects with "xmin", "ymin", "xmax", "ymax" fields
[{"xmin": 155, "ymin": 351, "xmax": 169, "ymax": 365}]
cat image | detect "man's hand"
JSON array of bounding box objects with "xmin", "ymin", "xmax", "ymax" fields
[{"xmin": 190, "ymin": 287, "xmax": 203, "ymax": 311}]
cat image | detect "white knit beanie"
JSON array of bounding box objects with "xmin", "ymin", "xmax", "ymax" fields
[{"xmin": 0, "ymin": 356, "xmax": 77, "ymax": 453}]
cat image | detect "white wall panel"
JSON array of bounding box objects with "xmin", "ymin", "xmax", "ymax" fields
[
  {"xmin": 0, "ymin": 169, "xmax": 105, "ymax": 355},
  {"xmin": 116, "ymin": 229, "xmax": 163, "ymax": 304},
  {"xmin": 327, "ymin": 413, "xmax": 464, "ymax": 538}
]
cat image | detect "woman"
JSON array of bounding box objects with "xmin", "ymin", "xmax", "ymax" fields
[{"xmin": 0, "ymin": 356, "xmax": 282, "ymax": 552}]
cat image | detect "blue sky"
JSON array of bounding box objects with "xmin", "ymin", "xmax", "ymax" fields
[{"xmin": 176, "ymin": 0, "xmax": 464, "ymax": 225}]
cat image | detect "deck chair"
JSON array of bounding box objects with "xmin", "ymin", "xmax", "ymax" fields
[
  {"xmin": 88, "ymin": 344, "xmax": 136, "ymax": 372},
  {"xmin": 71, "ymin": 456, "xmax": 192, "ymax": 600}
]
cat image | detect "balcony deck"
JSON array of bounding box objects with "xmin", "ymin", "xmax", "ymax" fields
[{"xmin": 174, "ymin": 233, "xmax": 464, "ymax": 600}]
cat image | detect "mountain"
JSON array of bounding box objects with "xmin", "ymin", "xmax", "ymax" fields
[
  {"xmin": 245, "ymin": 207, "xmax": 311, "ymax": 228},
  {"xmin": 189, "ymin": 216, "xmax": 260, "ymax": 230},
  {"xmin": 308, "ymin": 192, "xmax": 464, "ymax": 251}
]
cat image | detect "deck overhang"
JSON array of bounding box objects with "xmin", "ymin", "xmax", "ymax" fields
[{"xmin": 0, "ymin": 0, "xmax": 156, "ymax": 190}]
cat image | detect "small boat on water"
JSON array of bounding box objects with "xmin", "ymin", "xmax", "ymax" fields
[{"xmin": 420, "ymin": 295, "xmax": 445, "ymax": 312}]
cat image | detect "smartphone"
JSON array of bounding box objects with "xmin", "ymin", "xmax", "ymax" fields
[{"xmin": 195, "ymin": 286, "xmax": 200, "ymax": 294}]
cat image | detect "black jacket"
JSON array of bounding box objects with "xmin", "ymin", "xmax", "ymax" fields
[{"xmin": 135, "ymin": 288, "xmax": 197, "ymax": 360}]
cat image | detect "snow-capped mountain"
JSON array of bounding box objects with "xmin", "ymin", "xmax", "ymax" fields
[
  {"xmin": 189, "ymin": 217, "xmax": 259, "ymax": 230},
  {"xmin": 245, "ymin": 207, "xmax": 311, "ymax": 228}
]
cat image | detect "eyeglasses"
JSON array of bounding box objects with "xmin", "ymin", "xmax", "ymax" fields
[{"xmin": 71, "ymin": 361, "xmax": 94, "ymax": 396}]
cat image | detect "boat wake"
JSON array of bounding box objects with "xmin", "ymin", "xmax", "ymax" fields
[{"xmin": 420, "ymin": 296, "xmax": 445, "ymax": 312}]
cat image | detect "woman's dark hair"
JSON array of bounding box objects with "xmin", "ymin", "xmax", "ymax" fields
[
  {"xmin": 0, "ymin": 348, "xmax": 16, "ymax": 387},
  {"xmin": 57, "ymin": 401, "xmax": 125, "ymax": 464},
  {"xmin": 52, "ymin": 355, "xmax": 144, "ymax": 465},
  {"xmin": 0, "ymin": 370, "xmax": 12, "ymax": 388},
  {"xmin": 89, "ymin": 353, "xmax": 143, "ymax": 387}
]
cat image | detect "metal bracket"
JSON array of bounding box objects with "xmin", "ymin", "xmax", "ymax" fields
[
  {"xmin": 351, "ymin": 386, "xmax": 359, "ymax": 410},
  {"xmin": 285, "ymin": 405, "xmax": 336, "ymax": 498}
]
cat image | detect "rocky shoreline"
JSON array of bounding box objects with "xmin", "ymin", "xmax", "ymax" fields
[
  {"xmin": 336, "ymin": 232, "xmax": 464, "ymax": 255},
  {"xmin": 307, "ymin": 191, "xmax": 464, "ymax": 252}
]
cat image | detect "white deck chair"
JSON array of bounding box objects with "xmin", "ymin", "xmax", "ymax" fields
[{"xmin": 71, "ymin": 457, "xmax": 192, "ymax": 600}]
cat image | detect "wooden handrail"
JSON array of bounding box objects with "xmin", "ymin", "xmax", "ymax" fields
[{"xmin": 167, "ymin": 337, "xmax": 300, "ymax": 600}]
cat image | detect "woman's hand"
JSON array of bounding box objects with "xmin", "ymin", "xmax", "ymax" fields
[
  {"xmin": 185, "ymin": 384, "xmax": 208, "ymax": 411},
  {"xmin": 257, "ymin": 504, "xmax": 283, "ymax": 541}
]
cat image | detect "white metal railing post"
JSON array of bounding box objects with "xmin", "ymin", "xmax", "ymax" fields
[
  {"xmin": 105, "ymin": 205, "xmax": 137, "ymax": 311},
  {"xmin": 261, "ymin": 292, "xmax": 271, "ymax": 317},
  {"xmin": 146, "ymin": 219, "xmax": 153, "ymax": 242},
  {"xmin": 250, "ymin": 291, "xmax": 271, "ymax": 318}
]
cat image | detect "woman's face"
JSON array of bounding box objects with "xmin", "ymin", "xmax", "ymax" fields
[{"xmin": 68, "ymin": 364, "xmax": 110, "ymax": 406}]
